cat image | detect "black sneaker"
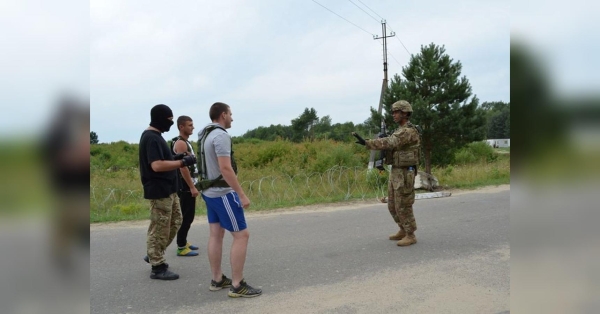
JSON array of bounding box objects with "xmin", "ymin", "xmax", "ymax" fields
[
  {"xmin": 209, "ymin": 274, "xmax": 233, "ymax": 291},
  {"xmin": 228, "ymin": 280, "xmax": 262, "ymax": 298},
  {"xmin": 150, "ymin": 265, "xmax": 179, "ymax": 280}
]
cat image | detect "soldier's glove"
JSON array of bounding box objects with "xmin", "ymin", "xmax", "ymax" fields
[
  {"xmin": 181, "ymin": 155, "xmax": 197, "ymax": 167},
  {"xmin": 173, "ymin": 152, "xmax": 188, "ymax": 160},
  {"xmin": 377, "ymin": 132, "xmax": 387, "ymax": 138},
  {"xmin": 352, "ymin": 132, "xmax": 366, "ymax": 146}
]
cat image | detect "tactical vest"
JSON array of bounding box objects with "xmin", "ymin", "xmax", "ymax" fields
[
  {"xmin": 385, "ymin": 122, "xmax": 421, "ymax": 168},
  {"xmin": 196, "ymin": 125, "xmax": 238, "ymax": 191},
  {"xmin": 170, "ymin": 136, "xmax": 198, "ymax": 180}
]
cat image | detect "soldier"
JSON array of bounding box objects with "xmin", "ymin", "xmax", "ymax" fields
[
  {"xmin": 353, "ymin": 100, "xmax": 421, "ymax": 246},
  {"xmin": 139, "ymin": 104, "xmax": 196, "ymax": 280}
]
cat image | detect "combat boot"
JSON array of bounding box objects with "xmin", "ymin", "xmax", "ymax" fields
[
  {"xmin": 396, "ymin": 234, "xmax": 416, "ymax": 246},
  {"xmin": 388, "ymin": 229, "xmax": 406, "ymax": 241},
  {"xmin": 150, "ymin": 264, "xmax": 179, "ymax": 280}
]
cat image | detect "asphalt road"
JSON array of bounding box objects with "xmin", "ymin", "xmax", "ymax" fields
[{"xmin": 91, "ymin": 185, "xmax": 510, "ymax": 314}]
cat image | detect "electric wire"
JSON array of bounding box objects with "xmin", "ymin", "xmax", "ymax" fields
[
  {"xmin": 352, "ymin": 0, "xmax": 412, "ymax": 56},
  {"xmin": 311, "ymin": 0, "xmax": 375, "ymax": 36},
  {"xmin": 386, "ymin": 25, "xmax": 412, "ymax": 56},
  {"xmin": 347, "ymin": 0, "xmax": 380, "ymax": 23},
  {"xmin": 355, "ymin": 0, "xmax": 384, "ymax": 20}
]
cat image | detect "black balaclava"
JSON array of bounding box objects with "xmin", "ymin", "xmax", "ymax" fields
[{"xmin": 150, "ymin": 104, "xmax": 174, "ymax": 132}]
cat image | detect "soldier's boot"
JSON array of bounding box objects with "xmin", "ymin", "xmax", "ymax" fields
[
  {"xmin": 150, "ymin": 263, "xmax": 179, "ymax": 280},
  {"xmin": 388, "ymin": 229, "xmax": 406, "ymax": 241},
  {"xmin": 396, "ymin": 233, "xmax": 417, "ymax": 246}
]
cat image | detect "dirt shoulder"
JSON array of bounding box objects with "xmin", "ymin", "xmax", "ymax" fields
[{"xmin": 90, "ymin": 184, "xmax": 510, "ymax": 230}]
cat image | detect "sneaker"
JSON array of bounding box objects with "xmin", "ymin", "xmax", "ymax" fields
[
  {"xmin": 177, "ymin": 247, "xmax": 199, "ymax": 256},
  {"xmin": 150, "ymin": 265, "xmax": 179, "ymax": 280},
  {"xmin": 228, "ymin": 280, "xmax": 262, "ymax": 298},
  {"xmin": 186, "ymin": 243, "xmax": 199, "ymax": 251},
  {"xmin": 209, "ymin": 274, "xmax": 233, "ymax": 291}
]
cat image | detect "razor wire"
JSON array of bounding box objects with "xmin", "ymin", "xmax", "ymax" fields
[{"xmin": 91, "ymin": 166, "xmax": 390, "ymax": 217}]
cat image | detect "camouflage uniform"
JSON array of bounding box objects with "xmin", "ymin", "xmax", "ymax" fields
[
  {"xmin": 365, "ymin": 100, "xmax": 420, "ymax": 244},
  {"xmin": 147, "ymin": 193, "xmax": 183, "ymax": 266}
]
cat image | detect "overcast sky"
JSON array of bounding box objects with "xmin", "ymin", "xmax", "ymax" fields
[{"xmin": 89, "ymin": 0, "xmax": 509, "ymax": 143}]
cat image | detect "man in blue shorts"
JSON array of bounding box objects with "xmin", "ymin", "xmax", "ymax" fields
[{"xmin": 197, "ymin": 102, "xmax": 262, "ymax": 298}]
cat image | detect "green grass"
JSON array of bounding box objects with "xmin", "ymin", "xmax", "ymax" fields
[
  {"xmin": 90, "ymin": 139, "xmax": 510, "ymax": 223},
  {"xmin": 434, "ymin": 156, "xmax": 510, "ymax": 189}
]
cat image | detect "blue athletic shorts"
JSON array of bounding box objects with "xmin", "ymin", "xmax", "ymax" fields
[{"xmin": 201, "ymin": 192, "xmax": 247, "ymax": 232}]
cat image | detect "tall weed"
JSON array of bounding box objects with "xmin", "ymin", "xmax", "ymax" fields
[{"xmin": 90, "ymin": 139, "xmax": 509, "ymax": 222}]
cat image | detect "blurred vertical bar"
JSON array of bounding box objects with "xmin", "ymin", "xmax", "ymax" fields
[
  {"xmin": 0, "ymin": 0, "xmax": 90, "ymax": 313},
  {"xmin": 511, "ymin": 0, "xmax": 600, "ymax": 313}
]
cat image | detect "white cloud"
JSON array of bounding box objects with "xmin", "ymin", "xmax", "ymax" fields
[{"xmin": 90, "ymin": 0, "xmax": 510, "ymax": 142}]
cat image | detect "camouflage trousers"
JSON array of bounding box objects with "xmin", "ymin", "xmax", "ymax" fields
[
  {"xmin": 147, "ymin": 193, "xmax": 183, "ymax": 266},
  {"xmin": 387, "ymin": 167, "xmax": 417, "ymax": 234}
]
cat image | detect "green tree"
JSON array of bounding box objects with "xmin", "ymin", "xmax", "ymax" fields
[
  {"xmin": 488, "ymin": 109, "xmax": 509, "ymax": 138},
  {"xmin": 482, "ymin": 101, "xmax": 510, "ymax": 139},
  {"xmin": 329, "ymin": 122, "xmax": 356, "ymax": 142},
  {"xmin": 291, "ymin": 108, "xmax": 318, "ymax": 142},
  {"xmin": 313, "ymin": 115, "xmax": 332, "ymax": 136},
  {"xmin": 372, "ymin": 43, "xmax": 487, "ymax": 174},
  {"xmin": 90, "ymin": 131, "xmax": 99, "ymax": 144},
  {"xmin": 241, "ymin": 124, "xmax": 292, "ymax": 141}
]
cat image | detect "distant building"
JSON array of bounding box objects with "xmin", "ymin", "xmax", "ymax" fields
[{"xmin": 485, "ymin": 139, "xmax": 510, "ymax": 148}]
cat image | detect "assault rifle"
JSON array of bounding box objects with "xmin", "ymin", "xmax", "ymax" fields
[{"xmin": 374, "ymin": 120, "xmax": 388, "ymax": 171}]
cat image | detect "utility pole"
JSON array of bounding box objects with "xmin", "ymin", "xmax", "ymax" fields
[{"xmin": 368, "ymin": 20, "xmax": 395, "ymax": 169}]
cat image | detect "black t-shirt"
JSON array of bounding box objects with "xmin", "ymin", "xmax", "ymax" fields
[{"xmin": 139, "ymin": 130, "xmax": 178, "ymax": 199}]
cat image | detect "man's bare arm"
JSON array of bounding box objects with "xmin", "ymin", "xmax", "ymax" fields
[
  {"xmin": 174, "ymin": 140, "xmax": 196, "ymax": 191},
  {"xmin": 151, "ymin": 160, "xmax": 185, "ymax": 172}
]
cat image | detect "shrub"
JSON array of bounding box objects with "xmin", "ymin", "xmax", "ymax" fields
[{"xmin": 454, "ymin": 141, "xmax": 497, "ymax": 164}]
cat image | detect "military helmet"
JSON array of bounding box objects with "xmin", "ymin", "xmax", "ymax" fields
[{"xmin": 391, "ymin": 100, "xmax": 412, "ymax": 113}]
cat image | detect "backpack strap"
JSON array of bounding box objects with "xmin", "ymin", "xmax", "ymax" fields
[{"xmin": 196, "ymin": 125, "xmax": 233, "ymax": 191}]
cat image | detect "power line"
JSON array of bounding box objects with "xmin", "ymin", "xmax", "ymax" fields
[
  {"xmin": 311, "ymin": 0, "xmax": 375, "ymax": 36},
  {"xmin": 355, "ymin": 0, "xmax": 384, "ymax": 20},
  {"xmin": 386, "ymin": 25, "xmax": 412, "ymax": 56},
  {"xmin": 347, "ymin": 0, "xmax": 380, "ymax": 23},
  {"xmin": 375, "ymin": 37, "xmax": 402, "ymax": 68},
  {"xmin": 350, "ymin": 0, "xmax": 413, "ymax": 57},
  {"xmin": 389, "ymin": 52, "xmax": 403, "ymax": 67}
]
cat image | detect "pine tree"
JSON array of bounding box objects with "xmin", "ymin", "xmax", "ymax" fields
[
  {"xmin": 90, "ymin": 131, "xmax": 99, "ymax": 144},
  {"xmin": 291, "ymin": 108, "xmax": 319, "ymax": 142},
  {"xmin": 371, "ymin": 43, "xmax": 487, "ymax": 174}
]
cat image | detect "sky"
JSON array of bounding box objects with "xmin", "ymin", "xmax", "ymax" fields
[{"xmin": 87, "ymin": 0, "xmax": 510, "ymax": 143}]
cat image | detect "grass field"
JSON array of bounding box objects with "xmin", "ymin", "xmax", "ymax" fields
[{"xmin": 90, "ymin": 140, "xmax": 510, "ymax": 223}]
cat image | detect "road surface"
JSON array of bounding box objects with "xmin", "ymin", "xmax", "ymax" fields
[{"xmin": 91, "ymin": 185, "xmax": 509, "ymax": 314}]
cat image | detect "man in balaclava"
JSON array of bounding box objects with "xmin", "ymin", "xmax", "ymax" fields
[
  {"xmin": 138, "ymin": 104, "xmax": 197, "ymax": 280},
  {"xmin": 149, "ymin": 104, "xmax": 175, "ymax": 132}
]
